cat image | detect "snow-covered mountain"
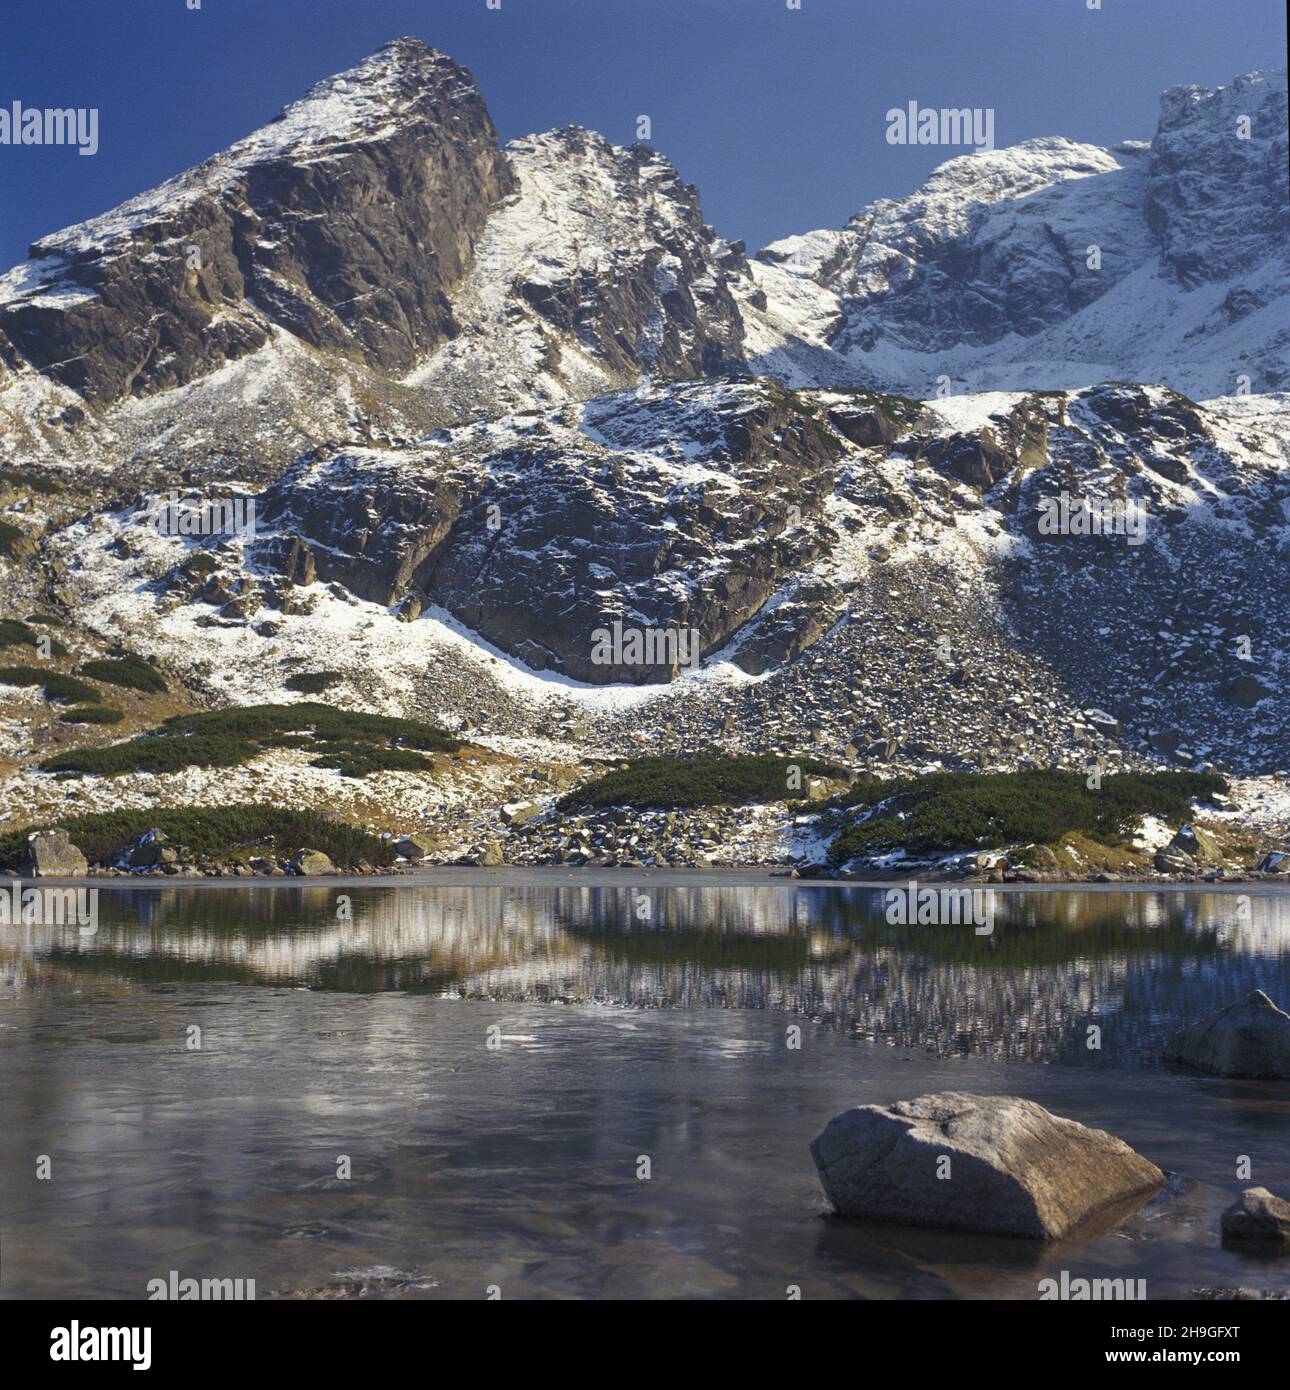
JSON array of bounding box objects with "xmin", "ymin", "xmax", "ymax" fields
[
  {"xmin": 2, "ymin": 41, "xmax": 1284, "ymax": 475},
  {"xmin": 45, "ymin": 378, "xmax": 1288, "ymax": 775},
  {"xmin": 0, "ymin": 38, "xmax": 747, "ymax": 477},
  {"xmin": 1, "ymin": 38, "xmax": 1288, "ymax": 787},
  {"xmin": 743, "ymin": 70, "xmax": 1289, "ymax": 399}
]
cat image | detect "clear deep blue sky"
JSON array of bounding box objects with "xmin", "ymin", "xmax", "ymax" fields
[{"xmin": 1, "ymin": 0, "xmax": 1285, "ymax": 268}]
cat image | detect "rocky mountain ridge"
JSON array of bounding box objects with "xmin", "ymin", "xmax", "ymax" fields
[
  {"xmin": 0, "ymin": 37, "xmax": 1287, "ymax": 827},
  {"xmin": 1, "ymin": 43, "xmax": 1285, "ymax": 476}
]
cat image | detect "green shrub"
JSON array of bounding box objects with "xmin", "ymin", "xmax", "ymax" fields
[
  {"xmin": 58, "ymin": 705, "xmax": 125, "ymax": 725},
  {"xmin": 43, "ymin": 734, "xmax": 249, "ymax": 775},
  {"xmin": 25, "ymin": 613, "xmax": 63, "ymax": 625},
  {"xmin": 0, "ymin": 665, "xmax": 44, "ymax": 689},
  {"xmin": 827, "ymin": 769, "xmax": 1229, "ymax": 863},
  {"xmin": 38, "ymin": 702, "xmax": 458, "ymax": 777},
  {"xmin": 41, "ymin": 673, "xmax": 101, "ymax": 704},
  {"xmin": 310, "ymin": 744, "xmax": 438, "ymax": 777},
  {"xmin": 559, "ymin": 754, "xmax": 848, "ymax": 811},
  {"xmin": 81, "ymin": 655, "xmax": 167, "ymax": 693},
  {"xmin": 0, "ymin": 618, "xmax": 67, "ymax": 655},
  {"xmin": 0, "ymin": 468, "xmax": 61, "ymax": 495},
  {"xmin": 0, "ymin": 806, "xmax": 394, "ymax": 870},
  {"xmin": 284, "ymin": 670, "xmax": 343, "ymax": 694},
  {"xmin": 162, "ymin": 702, "xmax": 458, "ymax": 752},
  {"xmin": 0, "ymin": 666, "xmax": 99, "ymax": 703}
]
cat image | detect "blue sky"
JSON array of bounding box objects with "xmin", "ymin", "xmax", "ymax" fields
[{"xmin": 1, "ymin": 0, "xmax": 1285, "ymax": 268}]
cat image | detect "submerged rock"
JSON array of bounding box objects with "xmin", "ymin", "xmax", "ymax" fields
[
  {"xmin": 21, "ymin": 828, "xmax": 89, "ymax": 877},
  {"xmin": 1221, "ymin": 1188, "xmax": 1290, "ymax": 1245},
  {"xmin": 1166, "ymin": 990, "xmax": 1290, "ymax": 1080},
  {"xmin": 811, "ymin": 1091, "xmax": 1164, "ymax": 1240}
]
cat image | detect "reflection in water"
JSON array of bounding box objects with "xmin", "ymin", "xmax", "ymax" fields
[
  {"xmin": 4, "ymin": 884, "xmax": 1289, "ymax": 1067},
  {"xmin": 2, "ymin": 882, "xmax": 1289, "ymax": 1301}
]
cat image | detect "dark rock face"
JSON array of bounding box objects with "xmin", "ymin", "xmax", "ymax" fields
[
  {"xmin": 411, "ymin": 126, "xmax": 752, "ymax": 421},
  {"xmin": 1147, "ymin": 70, "xmax": 1290, "ymax": 286},
  {"xmin": 729, "ymin": 580, "xmax": 846, "ymax": 676},
  {"xmin": 759, "ymin": 138, "xmax": 1148, "ymax": 362},
  {"xmin": 250, "ymin": 381, "xmax": 839, "ymax": 683},
  {"xmin": 0, "ymin": 39, "xmax": 516, "ymax": 405},
  {"xmin": 994, "ymin": 385, "xmax": 1290, "ymax": 774},
  {"xmin": 510, "ymin": 131, "xmax": 747, "ymax": 381}
]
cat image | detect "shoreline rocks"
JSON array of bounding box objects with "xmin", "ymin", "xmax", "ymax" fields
[
  {"xmin": 21, "ymin": 828, "xmax": 88, "ymax": 877},
  {"xmin": 290, "ymin": 848, "xmax": 335, "ymax": 876},
  {"xmin": 1166, "ymin": 990, "xmax": 1290, "ymax": 1080},
  {"xmin": 811, "ymin": 1091, "xmax": 1165, "ymax": 1240}
]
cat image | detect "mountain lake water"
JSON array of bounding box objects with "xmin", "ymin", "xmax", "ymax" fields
[{"xmin": 2, "ymin": 875, "xmax": 1289, "ymax": 1300}]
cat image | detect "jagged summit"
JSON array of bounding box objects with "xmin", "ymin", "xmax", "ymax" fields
[
  {"xmin": 0, "ymin": 47, "xmax": 1285, "ymax": 473},
  {"xmin": 26, "ymin": 38, "xmax": 471, "ymax": 263},
  {"xmin": 743, "ymin": 69, "xmax": 1289, "ymax": 397},
  {"xmin": 0, "ymin": 36, "xmax": 514, "ymax": 413}
]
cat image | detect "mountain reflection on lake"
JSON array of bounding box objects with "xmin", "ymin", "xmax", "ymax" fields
[
  {"xmin": 3, "ymin": 881, "xmax": 1289, "ymax": 1301},
  {"xmin": 5, "ymin": 884, "xmax": 1288, "ymax": 1069}
]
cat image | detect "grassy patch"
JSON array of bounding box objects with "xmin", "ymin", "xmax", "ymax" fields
[
  {"xmin": 827, "ymin": 769, "xmax": 1228, "ymax": 864},
  {"xmin": 0, "ymin": 618, "xmax": 67, "ymax": 655},
  {"xmin": 40, "ymin": 702, "xmax": 459, "ymax": 777},
  {"xmin": 0, "ymin": 806, "xmax": 394, "ymax": 871},
  {"xmin": 0, "ymin": 468, "xmax": 62, "ymax": 495},
  {"xmin": 80, "ymin": 655, "xmax": 168, "ymax": 693},
  {"xmin": 558, "ymin": 754, "xmax": 847, "ymax": 811},
  {"xmin": 25, "ymin": 613, "xmax": 63, "ymax": 626},
  {"xmin": 0, "ymin": 666, "xmax": 99, "ymax": 703},
  {"xmin": 58, "ymin": 705, "xmax": 125, "ymax": 725},
  {"xmin": 0, "ymin": 519, "xmax": 32, "ymax": 559},
  {"xmin": 284, "ymin": 670, "xmax": 343, "ymax": 694},
  {"xmin": 162, "ymin": 703, "xmax": 459, "ymax": 752}
]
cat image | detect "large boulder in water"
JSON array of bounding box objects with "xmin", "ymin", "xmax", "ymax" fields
[
  {"xmin": 811, "ymin": 1091, "xmax": 1164, "ymax": 1240},
  {"xmin": 1166, "ymin": 991, "xmax": 1290, "ymax": 1079},
  {"xmin": 1221, "ymin": 1187, "xmax": 1290, "ymax": 1245},
  {"xmin": 21, "ymin": 828, "xmax": 89, "ymax": 877}
]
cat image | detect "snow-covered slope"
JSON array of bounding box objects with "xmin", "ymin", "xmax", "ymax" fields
[
  {"xmin": 743, "ymin": 71, "xmax": 1289, "ymax": 398},
  {"xmin": 38, "ymin": 378, "xmax": 1290, "ymax": 774},
  {"xmin": 406, "ymin": 126, "xmax": 747, "ymax": 420}
]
